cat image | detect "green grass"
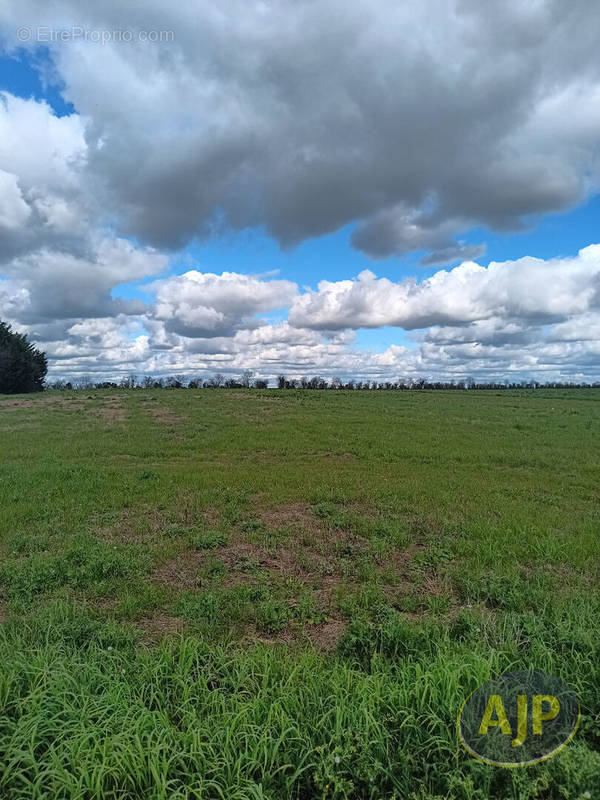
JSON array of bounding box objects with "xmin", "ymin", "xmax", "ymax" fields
[{"xmin": 0, "ymin": 388, "xmax": 599, "ymax": 798}]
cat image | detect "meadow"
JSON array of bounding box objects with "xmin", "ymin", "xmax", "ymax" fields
[{"xmin": 0, "ymin": 388, "xmax": 598, "ymax": 799}]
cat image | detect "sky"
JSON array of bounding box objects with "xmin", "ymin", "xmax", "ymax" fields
[{"xmin": 0, "ymin": 0, "xmax": 600, "ymax": 384}]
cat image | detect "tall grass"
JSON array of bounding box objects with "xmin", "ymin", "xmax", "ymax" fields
[{"xmin": 0, "ymin": 601, "xmax": 599, "ymax": 799}]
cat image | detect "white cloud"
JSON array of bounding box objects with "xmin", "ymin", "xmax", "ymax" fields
[
  {"xmin": 289, "ymin": 246, "xmax": 600, "ymax": 331},
  {"xmin": 0, "ymin": 170, "xmax": 30, "ymax": 229},
  {"xmin": 151, "ymin": 270, "xmax": 298, "ymax": 337},
  {"xmin": 3, "ymin": 237, "xmax": 167, "ymax": 321}
]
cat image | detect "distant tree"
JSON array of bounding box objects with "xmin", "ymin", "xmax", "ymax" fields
[
  {"xmin": 120, "ymin": 374, "xmax": 138, "ymax": 389},
  {"xmin": 240, "ymin": 369, "xmax": 254, "ymax": 388},
  {"xmin": 277, "ymin": 374, "xmax": 286, "ymax": 389},
  {"xmin": 0, "ymin": 321, "xmax": 47, "ymax": 394},
  {"xmin": 208, "ymin": 373, "xmax": 225, "ymax": 388},
  {"xmin": 254, "ymin": 379, "xmax": 268, "ymax": 389},
  {"xmin": 74, "ymin": 375, "xmax": 94, "ymax": 390}
]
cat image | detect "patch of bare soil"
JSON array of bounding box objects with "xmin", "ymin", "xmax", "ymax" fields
[
  {"xmin": 258, "ymin": 502, "xmax": 321, "ymax": 533},
  {"xmin": 245, "ymin": 615, "xmax": 347, "ymax": 653},
  {"xmin": 149, "ymin": 501, "xmax": 463, "ymax": 647},
  {"xmin": 250, "ymin": 627, "xmax": 301, "ymax": 648},
  {"xmin": 95, "ymin": 395, "xmax": 128, "ymax": 424},
  {"xmin": 0, "ymin": 395, "xmax": 59, "ymax": 409},
  {"xmin": 97, "ymin": 507, "xmax": 167, "ymax": 544},
  {"xmin": 97, "ymin": 406, "xmax": 128, "ymax": 423},
  {"xmin": 305, "ymin": 619, "xmax": 347, "ymax": 651},
  {"xmin": 151, "ymin": 551, "xmax": 206, "ymax": 589},
  {"xmin": 137, "ymin": 613, "xmax": 186, "ymax": 644},
  {"xmin": 200, "ymin": 507, "xmax": 221, "ymax": 526},
  {"xmin": 146, "ymin": 406, "xmax": 188, "ymax": 425},
  {"xmin": 0, "ymin": 395, "xmax": 86, "ymax": 412}
]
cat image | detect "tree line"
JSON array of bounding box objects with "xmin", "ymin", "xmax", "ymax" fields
[{"xmin": 46, "ymin": 372, "xmax": 600, "ymax": 391}]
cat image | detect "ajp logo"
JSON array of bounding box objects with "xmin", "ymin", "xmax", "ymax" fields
[{"xmin": 458, "ymin": 670, "xmax": 580, "ymax": 767}]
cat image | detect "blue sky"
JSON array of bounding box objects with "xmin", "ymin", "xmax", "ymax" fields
[{"xmin": 1, "ymin": 2, "xmax": 600, "ymax": 382}]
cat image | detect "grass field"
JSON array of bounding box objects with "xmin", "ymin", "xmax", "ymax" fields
[{"xmin": 0, "ymin": 388, "xmax": 599, "ymax": 799}]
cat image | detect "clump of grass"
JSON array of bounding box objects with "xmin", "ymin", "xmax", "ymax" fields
[
  {"xmin": 255, "ymin": 599, "xmax": 292, "ymax": 633},
  {"xmin": 0, "ymin": 535, "xmax": 152, "ymax": 609},
  {"xmin": 187, "ymin": 529, "xmax": 228, "ymax": 550},
  {"xmin": 411, "ymin": 542, "xmax": 453, "ymax": 574}
]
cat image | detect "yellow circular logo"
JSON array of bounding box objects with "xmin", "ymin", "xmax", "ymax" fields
[{"xmin": 458, "ymin": 670, "xmax": 580, "ymax": 767}]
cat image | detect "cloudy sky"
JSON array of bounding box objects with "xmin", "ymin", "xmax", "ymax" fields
[{"xmin": 1, "ymin": 0, "xmax": 600, "ymax": 383}]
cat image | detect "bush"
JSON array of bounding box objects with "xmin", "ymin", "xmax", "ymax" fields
[{"xmin": 0, "ymin": 321, "xmax": 47, "ymax": 394}]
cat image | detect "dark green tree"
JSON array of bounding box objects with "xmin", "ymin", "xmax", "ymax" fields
[{"xmin": 0, "ymin": 321, "xmax": 48, "ymax": 394}]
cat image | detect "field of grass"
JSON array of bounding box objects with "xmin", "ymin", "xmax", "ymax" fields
[{"xmin": 0, "ymin": 388, "xmax": 599, "ymax": 799}]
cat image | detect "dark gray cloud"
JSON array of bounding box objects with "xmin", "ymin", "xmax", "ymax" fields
[{"xmin": 2, "ymin": 0, "xmax": 600, "ymax": 261}]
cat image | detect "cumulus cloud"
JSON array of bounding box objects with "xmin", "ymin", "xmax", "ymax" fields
[
  {"xmin": 0, "ymin": 92, "xmax": 88, "ymax": 260},
  {"xmin": 151, "ymin": 271, "xmax": 297, "ymax": 337},
  {"xmin": 2, "ymin": 237, "xmax": 167, "ymax": 322},
  {"xmin": 0, "ymin": 169, "xmax": 30, "ymax": 229},
  {"xmin": 0, "ymin": 248, "xmax": 593, "ymax": 385},
  {"xmin": 2, "ymin": 0, "xmax": 600, "ymax": 260},
  {"xmin": 289, "ymin": 245, "xmax": 600, "ymax": 331}
]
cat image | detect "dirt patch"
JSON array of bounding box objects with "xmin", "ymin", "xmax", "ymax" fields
[
  {"xmin": 150, "ymin": 502, "xmax": 459, "ymax": 632},
  {"xmin": 200, "ymin": 507, "xmax": 221, "ymax": 527},
  {"xmin": 150, "ymin": 539, "xmax": 318, "ymax": 592},
  {"xmin": 250, "ymin": 627, "xmax": 301, "ymax": 648},
  {"xmin": 245, "ymin": 616, "xmax": 347, "ymax": 653},
  {"xmin": 0, "ymin": 395, "xmax": 66, "ymax": 410},
  {"xmin": 151, "ymin": 551, "xmax": 205, "ymax": 589},
  {"xmin": 94, "ymin": 395, "xmax": 128, "ymax": 424},
  {"xmin": 137, "ymin": 613, "xmax": 186, "ymax": 644},
  {"xmin": 97, "ymin": 406, "xmax": 127, "ymax": 423},
  {"xmin": 306, "ymin": 619, "xmax": 347, "ymax": 651},
  {"xmin": 383, "ymin": 541, "xmax": 426, "ymax": 572},
  {"xmin": 97, "ymin": 507, "xmax": 167, "ymax": 544},
  {"xmin": 0, "ymin": 395, "xmax": 86, "ymax": 412},
  {"xmin": 147, "ymin": 406, "xmax": 188, "ymax": 425},
  {"xmin": 258, "ymin": 502, "xmax": 321, "ymax": 533}
]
